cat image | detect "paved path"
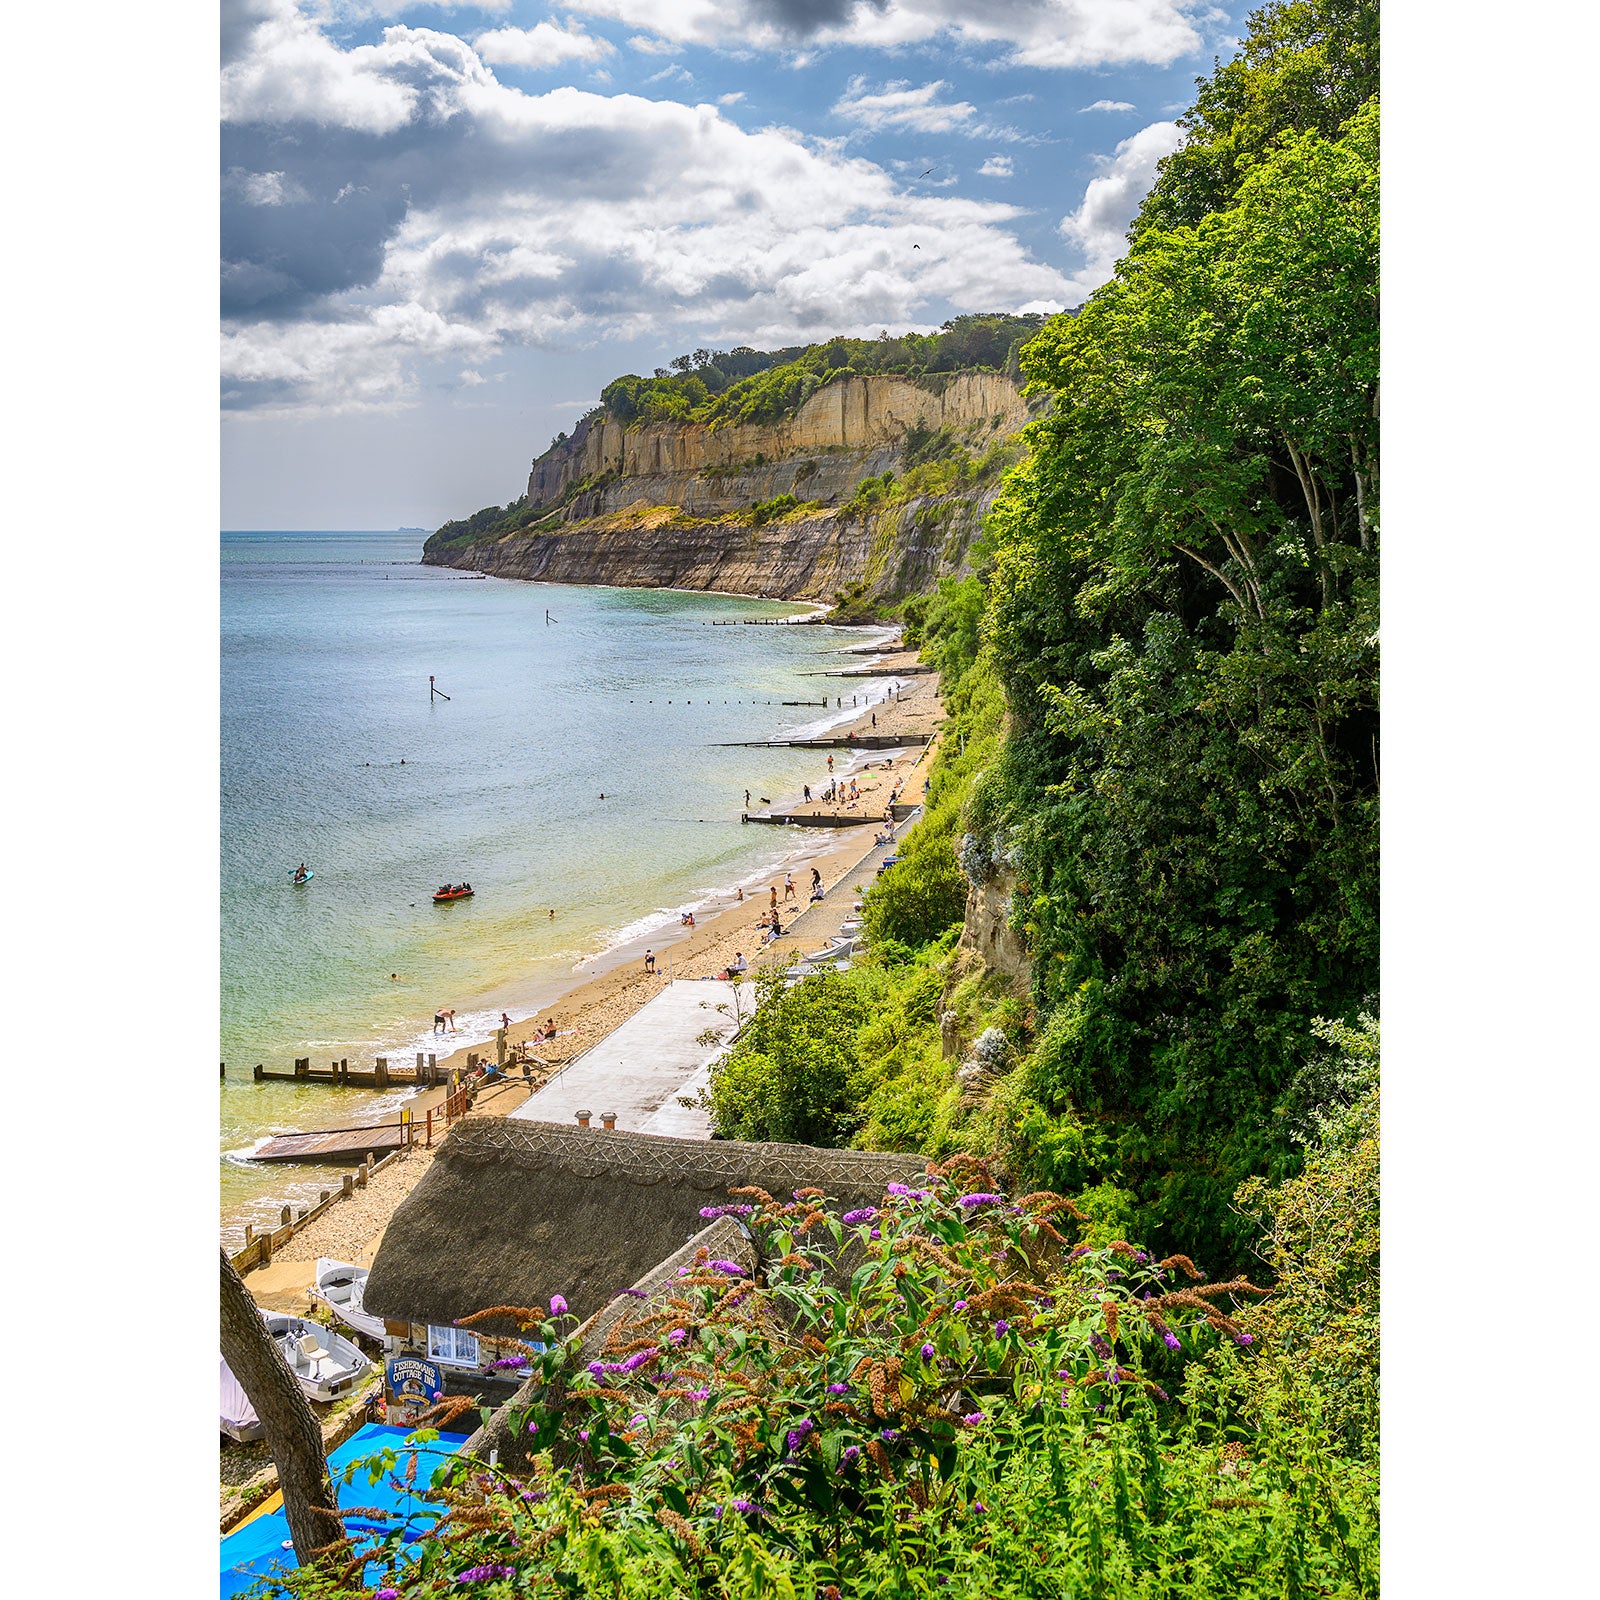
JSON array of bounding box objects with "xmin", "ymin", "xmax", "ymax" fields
[{"xmin": 510, "ymin": 978, "xmax": 752, "ymax": 1138}]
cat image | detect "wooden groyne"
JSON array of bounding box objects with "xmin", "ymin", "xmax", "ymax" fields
[
  {"xmin": 800, "ymin": 663, "xmax": 936, "ymax": 678},
  {"xmin": 743, "ymin": 810, "xmax": 886, "ymax": 828},
  {"xmin": 717, "ymin": 732, "xmax": 931, "ymax": 750},
  {"xmin": 248, "ymin": 1053, "xmax": 443, "ymax": 1089}
]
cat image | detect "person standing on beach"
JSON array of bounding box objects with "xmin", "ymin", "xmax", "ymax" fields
[
  {"xmin": 770, "ymin": 884, "xmax": 778, "ymax": 910},
  {"xmin": 500, "ymin": 1012, "xmax": 511, "ymax": 1030},
  {"xmin": 744, "ymin": 789, "xmax": 751, "ymax": 808},
  {"xmin": 811, "ymin": 867, "xmax": 822, "ymax": 894},
  {"xmin": 433, "ymin": 1008, "xmax": 446, "ymax": 1034},
  {"xmin": 645, "ymin": 949, "xmax": 656, "ymax": 973},
  {"xmin": 785, "ymin": 872, "xmax": 796, "ymax": 901},
  {"xmin": 803, "ymin": 785, "xmax": 812, "ymax": 803}
]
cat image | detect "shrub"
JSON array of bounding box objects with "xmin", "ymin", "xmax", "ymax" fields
[{"xmin": 267, "ymin": 1164, "xmax": 1376, "ymax": 1599}]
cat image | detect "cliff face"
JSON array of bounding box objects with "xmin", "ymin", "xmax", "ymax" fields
[{"xmin": 424, "ymin": 371, "xmax": 1030, "ymax": 601}]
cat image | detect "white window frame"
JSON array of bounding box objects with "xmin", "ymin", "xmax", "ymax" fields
[{"xmin": 427, "ymin": 1324, "xmax": 480, "ymax": 1368}]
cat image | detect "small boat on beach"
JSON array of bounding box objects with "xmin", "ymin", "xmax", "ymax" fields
[
  {"xmin": 258, "ymin": 1309, "xmax": 371, "ymax": 1402},
  {"xmin": 308, "ymin": 1257, "xmax": 386, "ymax": 1343},
  {"xmin": 432, "ymin": 883, "xmax": 474, "ymax": 902},
  {"xmin": 221, "ymin": 1356, "xmax": 264, "ymax": 1442}
]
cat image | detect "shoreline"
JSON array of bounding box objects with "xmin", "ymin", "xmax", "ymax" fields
[{"xmin": 222, "ymin": 651, "xmax": 936, "ymax": 1248}]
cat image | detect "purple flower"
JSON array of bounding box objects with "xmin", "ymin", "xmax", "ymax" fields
[
  {"xmin": 669, "ymin": 1328, "xmax": 688, "ymax": 1345},
  {"xmin": 880, "ymin": 1428, "xmax": 899, "ymax": 1443},
  {"xmin": 491, "ymin": 1357, "xmax": 524, "ymax": 1371},
  {"xmin": 619, "ymin": 1348, "xmax": 658, "ymax": 1373},
  {"xmin": 1068, "ymin": 1245, "xmax": 1093, "ymax": 1261},
  {"xmin": 785, "ymin": 1418, "xmax": 816, "ymax": 1455},
  {"xmin": 962, "ymin": 1411, "xmax": 985, "ymax": 1426},
  {"xmin": 920, "ymin": 1343, "xmax": 936, "ymax": 1360},
  {"xmin": 429, "ymin": 1390, "xmax": 443, "ymax": 1401},
  {"xmin": 526, "ymin": 1421, "xmax": 538, "ymax": 1435},
  {"xmin": 377, "ymin": 1591, "xmax": 400, "ymax": 1599},
  {"xmin": 520, "ymin": 1488, "xmax": 548, "ymax": 1504},
  {"xmin": 456, "ymin": 1565, "xmax": 515, "ymax": 1584},
  {"xmin": 1107, "ymin": 1365, "xmax": 1120, "ymax": 1385},
  {"xmin": 710, "ymin": 1259, "xmax": 746, "ymax": 1276},
  {"xmin": 841, "ymin": 1207, "xmax": 877, "ymax": 1224},
  {"xmin": 972, "ymin": 1501, "xmax": 986, "ymax": 1516},
  {"xmin": 550, "ymin": 1293, "xmax": 568, "ymax": 1317},
  {"xmin": 1089, "ymin": 1334, "xmax": 1112, "ymax": 1360},
  {"xmin": 869, "ymin": 1228, "xmax": 881, "ymax": 1240},
  {"xmin": 578, "ymin": 1430, "xmax": 589, "ymax": 1443},
  {"xmin": 689, "ymin": 1387, "xmax": 710, "ymax": 1402},
  {"xmin": 587, "ymin": 1361, "xmax": 605, "ymax": 1379},
  {"xmin": 994, "ymin": 1320, "xmax": 1010, "ymax": 1336},
  {"xmin": 630, "ymin": 1413, "xmax": 647, "ymax": 1429},
  {"xmin": 826, "ymin": 1382, "xmax": 849, "ymax": 1394},
  {"xmin": 1148, "ymin": 1383, "xmax": 1171, "ymax": 1402},
  {"xmin": 1234, "ymin": 1331, "xmax": 1254, "ymax": 1346},
  {"xmin": 839, "ymin": 1445, "xmax": 861, "ymax": 1469},
  {"xmin": 699, "ymin": 1204, "xmax": 754, "ymax": 1218},
  {"xmin": 958, "ymin": 1193, "xmax": 1003, "ymax": 1208},
  {"xmin": 954, "ymin": 1300, "xmax": 968, "ymax": 1312},
  {"xmin": 732, "ymin": 1499, "xmax": 759, "ymax": 1515},
  {"xmin": 1163, "ymin": 1332, "xmax": 1181, "ymax": 1351},
  {"xmin": 618, "ymin": 1287, "xmax": 648, "ymax": 1299},
  {"xmin": 885, "ymin": 1183, "xmax": 931, "ymax": 1199},
  {"xmin": 711, "ymin": 1504, "xmax": 724, "ymax": 1519}
]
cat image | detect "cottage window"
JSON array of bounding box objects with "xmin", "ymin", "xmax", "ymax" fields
[{"xmin": 427, "ymin": 1324, "xmax": 480, "ymax": 1368}]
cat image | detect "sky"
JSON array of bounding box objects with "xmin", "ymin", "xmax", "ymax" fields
[{"xmin": 221, "ymin": 0, "xmax": 1247, "ymax": 529}]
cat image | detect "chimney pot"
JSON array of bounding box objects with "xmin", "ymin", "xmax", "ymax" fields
[
  {"xmin": 600, "ymin": 1111, "xmax": 617, "ymax": 1130},
  {"xmin": 575, "ymin": 1109, "xmax": 592, "ymax": 1128}
]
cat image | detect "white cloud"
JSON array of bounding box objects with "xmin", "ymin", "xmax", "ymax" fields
[
  {"xmin": 1058, "ymin": 120, "xmax": 1185, "ymax": 294},
  {"xmin": 717, "ymin": 90, "xmax": 745, "ymax": 105},
  {"xmin": 626, "ymin": 32, "xmax": 683, "ymax": 55},
  {"xmin": 473, "ymin": 22, "xmax": 614, "ymax": 69},
  {"xmin": 833, "ymin": 76, "xmax": 975, "ymax": 134},
  {"xmin": 1079, "ymin": 99, "xmax": 1136, "ymax": 112},
  {"xmin": 564, "ymin": 0, "xmax": 1204, "ymax": 70},
  {"xmin": 221, "ymin": 5, "xmax": 1074, "ymax": 414},
  {"xmin": 645, "ymin": 63, "xmax": 693, "ymax": 85},
  {"xmin": 223, "ymin": 166, "xmax": 311, "ymax": 205},
  {"xmin": 978, "ymin": 155, "xmax": 1012, "ymax": 178}
]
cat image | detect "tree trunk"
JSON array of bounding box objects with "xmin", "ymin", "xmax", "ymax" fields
[{"xmin": 220, "ymin": 1248, "xmax": 340, "ymax": 1564}]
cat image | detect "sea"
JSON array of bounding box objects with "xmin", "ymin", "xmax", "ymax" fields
[{"xmin": 221, "ymin": 530, "xmax": 897, "ymax": 1242}]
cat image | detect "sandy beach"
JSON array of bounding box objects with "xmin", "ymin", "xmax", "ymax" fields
[{"xmin": 238, "ymin": 648, "xmax": 939, "ymax": 1312}]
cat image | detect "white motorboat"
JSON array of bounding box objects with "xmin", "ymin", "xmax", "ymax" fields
[
  {"xmin": 308, "ymin": 1257, "xmax": 386, "ymax": 1343},
  {"xmin": 259, "ymin": 1309, "xmax": 372, "ymax": 1403},
  {"xmin": 221, "ymin": 1356, "xmax": 264, "ymax": 1442}
]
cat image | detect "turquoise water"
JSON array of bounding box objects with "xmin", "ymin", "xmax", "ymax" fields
[{"xmin": 221, "ymin": 531, "xmax": 893, "ymax": 1235}]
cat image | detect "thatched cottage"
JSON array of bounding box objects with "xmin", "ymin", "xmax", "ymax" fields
[{"xmin": 362, "ymin": 1118, "xmax": 926, "ymax": 1393}]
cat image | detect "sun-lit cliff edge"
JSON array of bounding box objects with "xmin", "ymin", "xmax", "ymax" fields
[{"xmin": 422, "ymin": 370, "xmax": 1034, "ymax": 605}]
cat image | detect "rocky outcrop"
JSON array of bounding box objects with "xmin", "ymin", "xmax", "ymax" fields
[
  {"xmin": 958, "ymin": 868, "xmax": 1029, "ymax": 985},
  {"xmin": 424, "ymin": 371, "xmax": 1030, "ymax": 601}
]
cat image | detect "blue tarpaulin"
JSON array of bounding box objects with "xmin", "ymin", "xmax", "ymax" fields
[{"xmin": 220, "ymin": 1424, "xmax": 469, "ymax": 1598}]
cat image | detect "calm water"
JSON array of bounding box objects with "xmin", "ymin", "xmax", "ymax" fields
[{"xmin": 221, "ymin": 531, "xmax": 894, "ymax": 1238}]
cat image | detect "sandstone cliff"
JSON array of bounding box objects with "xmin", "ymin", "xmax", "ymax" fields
[{"xmin": 423, "ymin": 370, "xmax": 1032, "ymax": 603}]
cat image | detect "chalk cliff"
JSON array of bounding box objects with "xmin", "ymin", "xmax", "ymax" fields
[{"xmin": 423, "ymin": 371, "xmax": 1032, "ymax": 603}]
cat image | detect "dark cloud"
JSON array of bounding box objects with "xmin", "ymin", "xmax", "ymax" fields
[
  {"xmin": 221, "ymin": 128, "xmax": 411, "ymax": 316},
  {"xmin": 221, "ymin": 0, "xmax": 278, "ymax": 67},
  {"xmin": 765, "ymin": 0, "xmax": 889, "ymax": 33}
]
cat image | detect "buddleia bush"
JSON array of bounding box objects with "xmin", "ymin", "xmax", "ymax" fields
[{"xmin": 265, "ymin": 1162, "xmax": 1376, "ymax": 1599}]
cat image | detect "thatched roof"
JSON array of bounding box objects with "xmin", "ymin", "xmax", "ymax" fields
[{"xmin": 364, "ymin": 1118, "xmax": 927, "ymax": 1334}]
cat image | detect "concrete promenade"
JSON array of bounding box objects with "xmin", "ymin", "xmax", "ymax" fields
[{"xmin": 509, "ymin": 978, "xmax": 753, "ymax": 1138}]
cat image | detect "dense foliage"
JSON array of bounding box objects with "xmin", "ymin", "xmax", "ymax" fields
[{"xmin": 261, "ymin": 1163, "xmax": 1375, "ymax": 1599}]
